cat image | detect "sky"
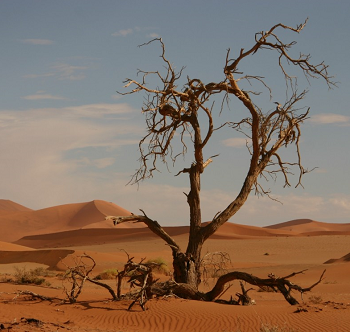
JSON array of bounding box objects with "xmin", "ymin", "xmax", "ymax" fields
[{"xmin": 1, "ymin": 0, "xmax": 349, "ymax": 227}]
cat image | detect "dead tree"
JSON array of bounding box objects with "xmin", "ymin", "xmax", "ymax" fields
[
  {"xmin": 62, "ymin": 254, "xmax": 118, "ymax": 303},
  {"xmin": 116, "ymin": 19, "xmax": 335, "ymax": 288},
  {"xmin": 116, "ymin": 255, "xmax": 160, "ymax": 311}
]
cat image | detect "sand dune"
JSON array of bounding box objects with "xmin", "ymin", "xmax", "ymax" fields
[
  {"xmin": 14, "ymin": 222, "xmax": 299, "ymax": 249},
  {"xmin": 0, "ymin": 199, "xmax": 32, "ymax": 212},
  {"xmin": 14, "ymin": 227, "xmax": 159, "ymax": 249},
  {"xmin": 265, "ymin": 218, "xmax": 350, "ymax": 234},
  {"xmin": 2, "ymin": 199, "xmax": 348, "ymax": 244},
  {"xmin": 0, "ymin": 199, "xmax": 131, "ymax": 242},
  {"xmin": 2, "ymin": 199, "xmax": 350, "ymax": 331},
  {"xmin": 0, "ymin": 241, "xmax": 34, "ymax": 251},
  {"xmin": 1, "ymin": 234, "xmax": 350, "ymax": 332},
  {"xmin": 0, "ymin": 249, "xmax": 74, "ymax": 270},
  {"xmin": 324, "ymin": 252, "xmax": 350, "ymax": 264},
  {"xmin": 212, "ymin": 222, "xmax": 298, "ymax": 239}
]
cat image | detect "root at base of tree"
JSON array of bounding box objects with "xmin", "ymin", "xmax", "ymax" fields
[{"xmin": 118, "ymin": 257, "xmax": 326, "ymax": 307}]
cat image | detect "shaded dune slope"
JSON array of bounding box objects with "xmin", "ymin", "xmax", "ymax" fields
[
  {"xmin": 324, "ymin": 252, "xmax": 350, "ymax": 264},
  {"xmin": 13, "ymin": 218, "xmax": 350, "ymax": 250},
  {"xmin": 14, "ymin": 222, "xmax": 298, "ymax": 249},
  {"xmin": 0, "ymin": 241, "xmax": 34, "ymax": 251},
  {"xmin": 0, "ymin": 249, "xmax": 74, "ymax": 270}
]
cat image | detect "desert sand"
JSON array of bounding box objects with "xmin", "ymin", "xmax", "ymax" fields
[{"xmin": 0, "ymin": 199, "xmax": 350, "ymax": 332}]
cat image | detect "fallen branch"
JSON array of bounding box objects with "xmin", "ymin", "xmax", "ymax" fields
[
  {"xmin": 205, "ymin": 269, "xmax": 326, "ymax": 305},
  {"xmin": 149, "ymin": 269, "xmax": 326, "ymax": 305},
  {"xmin": 13, "ymin": 290, "xmax": 55, "ymax": 302}
]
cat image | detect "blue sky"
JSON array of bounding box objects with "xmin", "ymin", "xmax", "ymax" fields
[{"xmin": 1, "ymin": 0, "xmax": 349, "ymax": 227}]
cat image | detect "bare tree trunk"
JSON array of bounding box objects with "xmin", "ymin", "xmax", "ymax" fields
[{"xmin": 182, "ymin": 163, "xmax": 204, "ymax": 287}]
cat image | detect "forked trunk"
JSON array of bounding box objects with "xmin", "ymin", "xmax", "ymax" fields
[{"xmin": 172, "ymin": 240, "xmax": 203, "ymax": 288}]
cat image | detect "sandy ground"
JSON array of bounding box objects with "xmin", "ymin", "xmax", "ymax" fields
[
  {"xmin": 1, "ymin": 233, "xmax": 350, "ymax": 332},
  {"xmin": 1, "ymin": 200, "xmax": 350, "ymax": 331}
]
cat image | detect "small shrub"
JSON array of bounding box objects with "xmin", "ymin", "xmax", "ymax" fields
[
  {"xmin": 13, "ymin": 266, "xmax": 50, "ymax": 286},
  {"xmin": 144, "ymin": 257, "xmax": 170, "ymax": 275},
  {"xmin": 260, "ymin": 324, "xmax": 299, "ymax": 332},
  {"xmin": 0, "ymin": 273, "xmax": 13, "ymax": 283},
  {"xmin": 324, "ymin": 280, "xmax": 337, "ymax": 284},
  {"xmin": 308, "ymin": 295, "xmax": 322, "ymax": 304},
  {"xmin": 94, "ymin": 269, "xmax": 119, "ymax": 280},
  {"xmin": 201, "ymin": 251, "xmax": 231, "ymax": 283},
  {"xmin": 257, "ymin": 286, "xmax": 276, "ymax": 293}
]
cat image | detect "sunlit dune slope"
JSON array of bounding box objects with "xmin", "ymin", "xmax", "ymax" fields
[
  {"xmin": 0, "ymin": 200, "xmax": 131, "ymax": 242},
  {"xmin": 0, "ymin": 199, "xmax": 32, "ymax": 212}
]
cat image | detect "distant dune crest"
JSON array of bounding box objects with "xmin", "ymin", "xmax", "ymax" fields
[
  {"xmin": 0, "ymin": 199, "xmax": 131, "ymax": 242},
  {"xmin": 1, "ymin": 199, "xmax": 349, "ymax": 245},
  {"xmin": 0, "ymin": 199, "xmax": 33, "ymax": 212},
  {"xmin": 265, "ymin": 218, "xmax": 350, "ymax": 234}
]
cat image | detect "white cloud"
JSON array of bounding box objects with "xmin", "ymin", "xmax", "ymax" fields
[
  {"xmin": 71, "ymin": 157, "xmax": 116, "ymax": 169},
  {"xmin": 147, "ymin": 33, "xmax": 160, "ymax": 38},
  {"xmin": 310, "ymin": 113, "xmax": 350, "ymax": 125},
  {"xmin": 222, "ymin": 137, "xmax": 247, "ymax": 148},
  {"xmin": 23, "ymin": 73, "xmax": 55, "ymax": 79},
  {"xmin": 112, "ymin": 28, "xmax": 133, "ymax": 37},
  {"xmin": 0, "ymin": 102, "xmax": 143, "ymax": 209},
  {"xmin": 1, "ymin": 104, "xmax": 347, "ymax": 226},
  {"xmin": 24, "ymin": 60, "xmax": 94, "ymax": 81},
  {"xmin": 112, "ymin": 27, "xmax": 159, "ymax": 38},
  {"xmin": 21, "ymin": 93, "xmax": 67, "ymax": 100},
  {"xmin": 21, "ymin": 39, "xmax": 54, "ymax": 45},
  {"xmin": 52, "ymin": 63, "xmax": 87, "ymax": 81},
  {"xmin": 63, "ymin": 103, "xmax": 135, "ymax": 118},
  {"xmin": 330, "ymin": 195, "xmax": 350, "ymax": 212}
]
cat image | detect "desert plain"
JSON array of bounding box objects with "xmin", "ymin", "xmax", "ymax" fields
[{"xmin": 0, "ymin": 199, "xmax": 350, "ymax": 332}]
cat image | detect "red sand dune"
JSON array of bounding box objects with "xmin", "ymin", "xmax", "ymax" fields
[
  {"xmin": 324, "ymin": 252, "xmax": 350, "ymax": 264},
  {"xmin": 3, "ymin": 199, "xmax": 349, "ymax": 244},
  {"xmin": 0, "ymin": 199, "xmax": 32, "ymax": 212},
  {"xmin": 1, "ymin": 201, "xmax": 350, "ymax": 332},
  {"xmin": 14, "ymin": 227, "xmax": 160, "ymax": 249},
  {"xmin": 14, "ymin": 222, "xmax": 299, "ymax": 250},
  {"xmin": 0, "ymin": 241, "xmax": 34, "ymax": 251},
  {"xmin": 265, "ymin": 218, "xmax": 350, "ymax": 234},
  {"xmin": 0, "ymin": 249, "xmax": 75, "ymax": 270},
  {"xmin": 0, "ymin": 199, "xmax": 131, "ymax": 242},
  {"xmin": 212, "ymin": 222, "xmax": 298, "ymax": 239}
]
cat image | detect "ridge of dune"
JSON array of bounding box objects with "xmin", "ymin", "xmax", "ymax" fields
[
  {"xmin": 265, "ymin": 218, "xmax": 315, "ymax": 229},
  {"xmin": 0, "ymin": 241, "xmax": 35, "ymax": 251},
  {"xmin": 0, "ymin": 200, "xmax": 132, "ymax": 242},
  {"xmin": 0, "ymin": 199, "xmax": 32, "ymax": 212},
  {"xmin": 210, "ymin": 222, "xmax": 297, "ymax": 239},
  {"xmin": 80, "ymin": 200, "xmax": 135, "ymax": 229},
  {"xmin": 265, "ymin": 219, "xmax": 350, "ymax": 234},
  {"xmin": 324, "ymin": 252, "xmax": 350, "ymax": 264},
  {"xmin": 13, "ymin": 222, "xmax": 299, "ymax": 250},
  {"xmin": 14, "ymin": 227, "xmax": 159, "ymax": 249}
]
